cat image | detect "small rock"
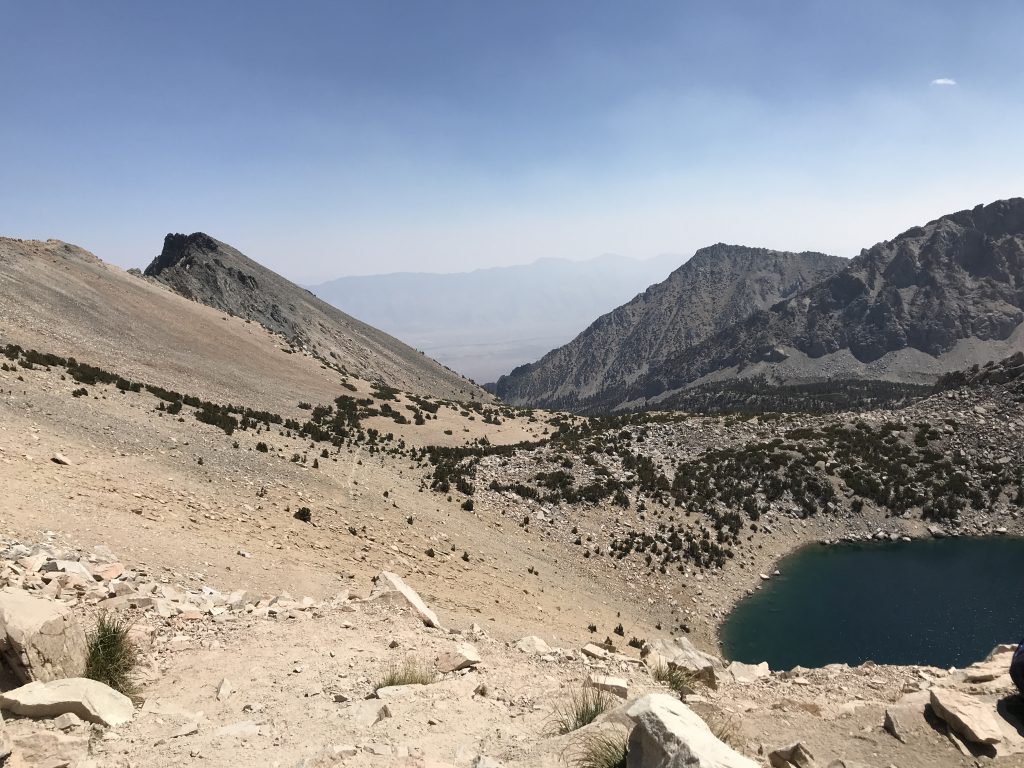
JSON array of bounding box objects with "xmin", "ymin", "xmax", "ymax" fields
[
  {"xmin": 52, "ymin": 712, "xmax": 82, "ymax": 731},
  {"xmin": 216, "ymin": 678, "xmax": 231, "ymax": 701},
  {"xmin": 929, "ymin": 688, "xmax": 1002, "ymax": 745},
  {"xmin": 0, "ymin": 678, "xmax": 134, "ymax": 727},
  {"xmin": 368, "ymin": 571, "xmax": 441, "ymax": 628},
  {"xmin": 172, "ymin": 721, "xmax": 199, "ymax": 738},
  {"xmin": 215, "ymin": 720, "xmax": 260, "ymax": 739},
  {"xmin": 768, "ymin": 742, "xmax": 815, "ymax": 768},
  {"xmin": 587, "ymin": 673, "xmax": 629, "ymax": 699},
  {"xmin": 436, "ymin": 643, "xmax": 481, "ymax": 673},
  {"xmin": 515, "ymin": 636, "xmax": 551, "ymax": 654},
  {"xmin": 883, "ymin": 708, "xmax": 907, "ymax": 743}
]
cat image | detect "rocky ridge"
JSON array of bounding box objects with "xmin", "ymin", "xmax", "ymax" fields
[
  {"xmin": 495, "ymin": 199, "xmax": 1024, "ymax": 413},
  {"xmin": 492, "ymin": 246, "xmax": 845, "ymax": 409},
  {"xmin": 142, "ymin": 233, "xmax": 487, "ymax": 401}
]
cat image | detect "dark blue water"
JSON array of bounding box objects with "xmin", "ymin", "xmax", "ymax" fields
[{"xmin": 720, "ymin": 537, "xmax": 1024, "ymax": 670}]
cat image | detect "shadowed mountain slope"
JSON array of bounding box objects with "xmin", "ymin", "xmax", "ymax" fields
[
  {"xmin": 144, "ymin": 233, "xmax": 486, "ymax": 401},
  {"xmin": 492, "ymin": 245, "xmax": 846, "ymax": 409},
  {"xmin": 496, "ymin": 199, "xmax": 1024, "ymax": 413}
]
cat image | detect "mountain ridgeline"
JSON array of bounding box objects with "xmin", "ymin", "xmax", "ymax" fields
[
  {"xmin": 492, "ymin": 245, "xmax": 847, "ymax": 409},
  {"xmin": 493, "ymin": 199, "xmax": 1024, "ymax": 413},
  {"xmin": 144, "ymin": 233, "xmax": 488, "ymax": 401}
]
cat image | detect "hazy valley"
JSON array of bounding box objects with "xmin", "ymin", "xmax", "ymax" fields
[{"xmin": 307, "ymin": 254, "xmax": 680, "ymax": 384}]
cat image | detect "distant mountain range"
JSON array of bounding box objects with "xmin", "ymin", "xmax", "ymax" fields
[
  {"xmin": 306, "ymin": 254, "xmax": 680, "ymax": 384},
  {"xmin": 143, "ymin": 233, "xmax": 487, "ymax": 401},
  {"xmin": 493, "ymin": 199, "xmax": 1024, "ymax": 412}
]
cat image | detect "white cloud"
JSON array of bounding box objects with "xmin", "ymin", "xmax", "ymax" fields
[{"xmin": 931, "ymin": 78, "xmax": 958, "ymax": 86}]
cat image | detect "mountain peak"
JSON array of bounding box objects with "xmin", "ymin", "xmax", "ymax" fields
[
  {"xmin": 144, "ymin": 232, "xmax": 223, "ymax": 277},
  {"xmin": 142, "ymin": 233, "xmax": 488, "ymax": 401}
]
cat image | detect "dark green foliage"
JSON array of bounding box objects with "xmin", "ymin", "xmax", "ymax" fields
[
  {"xmin": 84, "ymin": 613, "xmax": 139, "ymax": 696},
  {"xmin": 195, "ymin": 406, "xmax": 238, "ymax": 435}
]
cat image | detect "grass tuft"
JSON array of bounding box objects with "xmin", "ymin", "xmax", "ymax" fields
[
  {"xmin": 84, "ymin": 612, "xmax": 140, "ymax": 696},
  {"xmin": 710, "ymin": 714, "xmax": 738, "ymax": 746},
  {"xmin": 650, "ymin": 662, "xmax": 700, "ymax": 697},
  {"xmin": 568, "ymin": 730, "xmax": 628, "ymax": 768},
  {"xmin": 550, "ymin": 686, "xmax": 615, "ymax": 735},
  {"xmin": 373, "ymin": 657, "xmax": 437, "ymax": 692}
]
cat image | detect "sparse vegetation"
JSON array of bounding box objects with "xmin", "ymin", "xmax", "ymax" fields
[
  {"xmin": 550, "ymin": 686, "xmax": 615, "ymax": 735},
  {"xmin": 651, "ymin": 662, "xmax": 699, "ymax": 697},
  {"xmin": 373, "ymin": 657, "xmax": 437, "ymax": 692},
  {"xmin": 84, "ymin": 613, "xmax": 139, "ymax": 696},
  {"xmin": 568, "ymin": 730, "xmax": 628, "ymax": 768}
]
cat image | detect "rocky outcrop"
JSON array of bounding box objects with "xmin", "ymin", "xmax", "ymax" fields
[
  {"xmin": 436, "ymin": 643, "xmax": 481, "ymax": 673},
  {"xmin": 0, "ymin": 678, "xmax": 134, "ymax": 727},
  {"xmin": 768, "ymin": 742, "xmax": 816, "ymax": 768},
  {"xmin": 634, "ymin": 199, "xmax": 1024, "ymax": 410},
  {"xmin": 368, "ymin": 571, "xmax": 441, "ymax": 628},
  {"xmin": 938, "ymin": 350, "xmax": 1024, "ymax": 396},
  {"xmin": 493, "ymin": 246, "xmax": 844, "ymax": 410},
  {"xmin": 0, "ymin": 588, "xmax": 87, "ymax": 683},
  {"xmin": 929, "ymin": 688, "xmax": 1004, "ymax": 746},
  {"xmin": 626, "ymin": 693, "xmax": 759, "ymax": 768},
  {"xmin": 0, "ymin": 712, "xmax": 12, "ymax": 766},
  {"xmin": 143, "ymin": 232, "xmax": 487, "ymax": 401}
]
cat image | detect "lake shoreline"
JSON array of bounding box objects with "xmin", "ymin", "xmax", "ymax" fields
[{"xmin": 713, "ymin": 527, "xmax": 1024, "ymax": 670}]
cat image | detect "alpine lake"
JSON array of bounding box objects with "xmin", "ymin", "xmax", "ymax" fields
[{"xmin": 720, "ymin": 536, "xmax": 1024, "ymax": 670}]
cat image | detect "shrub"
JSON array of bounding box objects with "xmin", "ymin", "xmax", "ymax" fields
[
  {"xmin": 373, "ymin": 657, "xmax": 436, "ymax": 692},
  {"xmin": 568, "ymin": 730, "xmax": 628, "ymax": 768},
  {"xmin": 550, "ymin": 686, "xmax": 615, "ymax": 735},
  {"xmin": 256, "ymin": 442, "xmax": 269, "ymax": 452},
  {"xmin": 84, "ymin": 613, "xmax": 139, "ymax": 696},
  {"xmin": 461, "ymin": 498, "xmax": 474, "ymax": 511}
]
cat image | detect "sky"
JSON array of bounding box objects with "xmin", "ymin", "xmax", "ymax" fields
[{"xmin": 1, "ymin": 1, "xmax": 1023, "ymax": 282}]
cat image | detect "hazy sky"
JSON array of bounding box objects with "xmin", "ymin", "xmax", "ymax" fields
[{"xmin": 2, "ymin": 1, "xmax": 1022, "ymax": 282}]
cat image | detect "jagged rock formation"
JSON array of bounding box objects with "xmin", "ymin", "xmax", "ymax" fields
[
  {"xmin": 496, "ymin": 199, "xmax": 1024, "ymax": 413},
  {"xmin": 938, "ymin": 351, "xmax": 1024, "ymax": 398},
  {"xmin": 492, "ymin": 245, "xmax": 845, "ymax": 410},
  {"xmin": 144, "ymin": 233, "xmax": 487, "ymax": 401}
]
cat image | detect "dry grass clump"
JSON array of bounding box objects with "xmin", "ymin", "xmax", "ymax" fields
[
  {"xmin": 650, "ymin": 662, "xmax": 700, "ymax": 697},
  {"xmin": 373, "ymin": 657, "xmax": 437, "ymax": 692},
  {"xmin": 568, "ymin": 730, "xmax": 628, "ymax": 768},
  {"xmin": 84, "ymin": 612, "xmax": 140, "ymax": 696},
  {"xmin": 550, "ymin": 685, "xmax": 616, "ymax": 735}
]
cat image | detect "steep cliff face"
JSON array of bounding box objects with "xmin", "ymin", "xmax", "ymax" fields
[
  {"xmin": 632, "ymin": 199, "xmax": 1024, "ymax": 407},
  {"xmin": 496, "ymin": 199, "xmax": 1024, "ymax": 413},
  {"xmin": 492, "ymin": 245, "xmax": 846, "ymax": 409},
  {"xmin": 144, "ymin": 233, "xmax": 488, "ymax": 401}
]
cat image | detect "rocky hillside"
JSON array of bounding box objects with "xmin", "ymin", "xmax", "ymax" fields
[
  {"xmin": 3, "ymin": 256, "xmax": 1024, "ymax": 765},
  {"xmin": 496, "ymin": 200, "xmax": 1024, "ymax": 413},
  {"xmin": 144, "ymin": 233, "xmax": 487, "ymax": 401},
  {"xmin": 492, "ymin": 246, "xmax": 845, "ymax": 410},
  {"xmin": 2, "ymin": 538, "xmax": 1018, "ymax": 767},
  {"xmin": 938, "ymin": 350, "xmax": 1024, "ymax": 397}
]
